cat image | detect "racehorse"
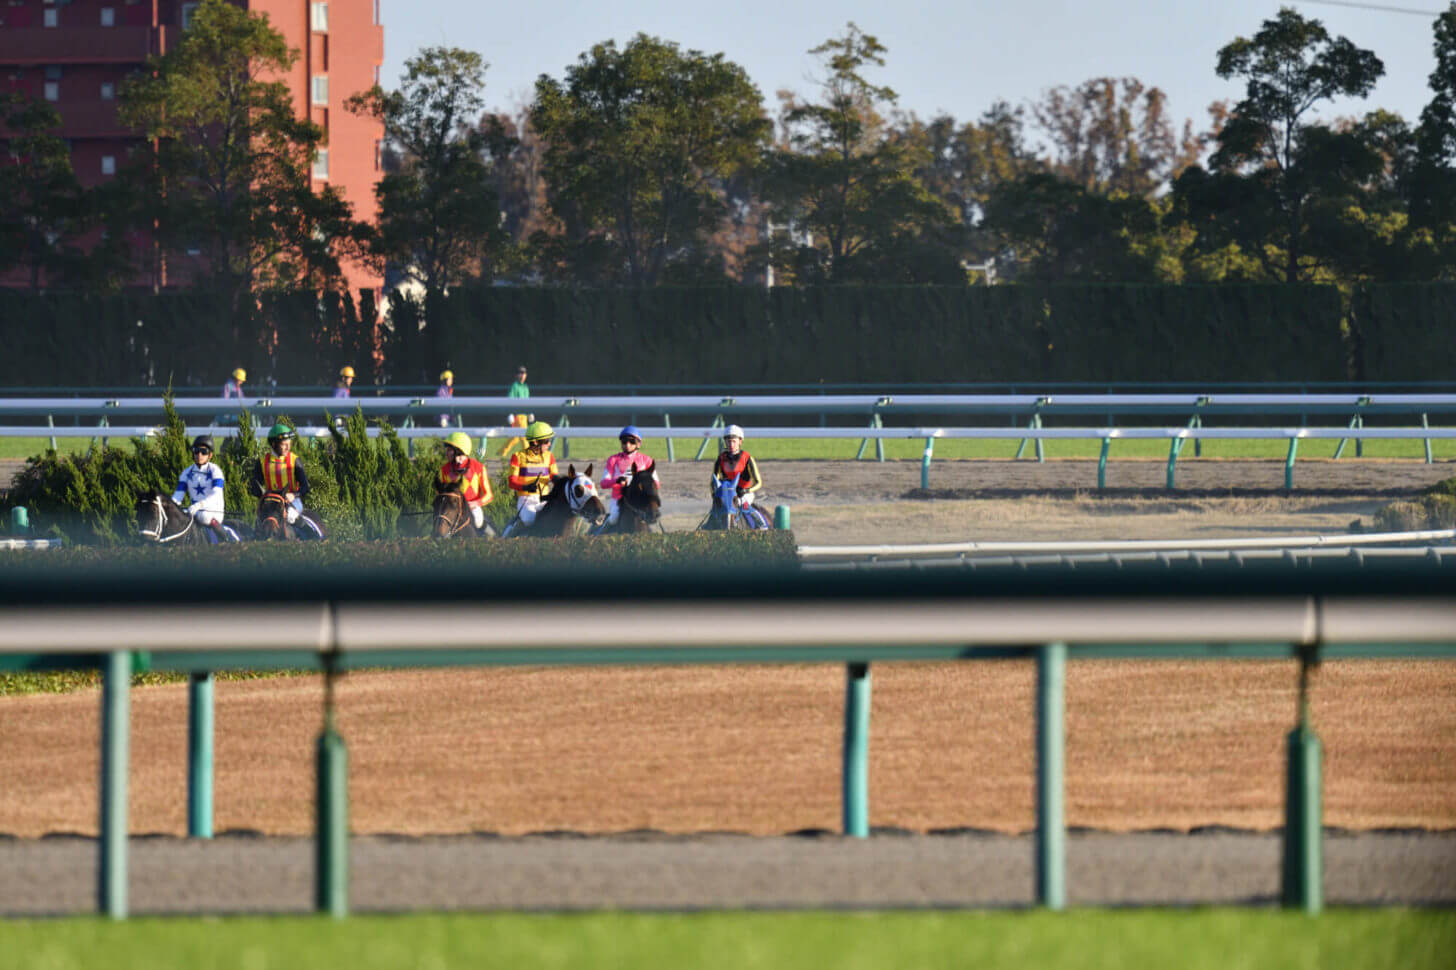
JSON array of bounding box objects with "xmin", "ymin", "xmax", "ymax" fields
[
  {"xmin": 135, "ymin": 491, "xmax": 242, "ymax": 545},
  {"xmin": 596, "ymin": 460, "xmax": 662, "ymax": 535},
  {"xmin": 255, "ymin": 492, "xmax": 325, "ymax": 541},
  {"xmin": 432, "ymin": 479, "xmax": 496, "ymax": 538},
  {"xmin": 509, "ymin": 464, "xmax": 606, "ymax": 538},
  {"xmin": 698, "ymin": 474, "xmax": 769, "ymax": 531}
]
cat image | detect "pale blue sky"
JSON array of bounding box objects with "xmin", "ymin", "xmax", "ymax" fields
[{"xmin": 377, "ymin": 0, "xmax": 1448, "ymax": 143}]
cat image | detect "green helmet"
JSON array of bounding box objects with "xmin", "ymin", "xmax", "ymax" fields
[
  {"xmin": 267, "ymin": 422, "xmax": 296, "ymax": 441},
  {"xmin": 525, "ymin": 420, "xmax": 553, "ymax": 442},
  {"xmin": 444, "ymin": 431, "xmax": 473, "ymax": 455}
]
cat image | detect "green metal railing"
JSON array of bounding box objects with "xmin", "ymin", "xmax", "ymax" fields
[{"xmin": 2, "ymin": 562, "xmax": 1453, "ymax": 919}]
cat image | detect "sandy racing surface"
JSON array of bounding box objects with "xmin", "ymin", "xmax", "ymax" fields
[{"xmin": 2, "ymin": 456, "xmax": 1454, "ymax": 912}]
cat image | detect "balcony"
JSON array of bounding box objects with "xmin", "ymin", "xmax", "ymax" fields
[{"xmin": 0, "ymin": 26, "xmax": 169, "ymax": 65}]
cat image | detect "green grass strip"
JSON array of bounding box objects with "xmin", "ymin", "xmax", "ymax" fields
[{"xmin": 0, "ymin": 909, "xmax": 1450, "ymax": 970}]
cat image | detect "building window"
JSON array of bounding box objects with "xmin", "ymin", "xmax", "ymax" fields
[
  {"xmin": 181, "ymin": 2, "xmax": 198, "ymax": 29},
  {"xmin": 100, "ymin": 6, "xmax": 115, "ymax": 26},
  {"xmin": 312, "ymin": 149, "xmax": 329, "ymax": 180},
  {"xmin": 43, "ymin": 81, "xmax": 59, "ymax": 102},
  {"xmin": 44, "ymin": 65, "xmax": 62, "ymax": 80},
  {"xmin": 311, "ymin": 2, "xmax": 327, "ymax": 31},
  {"xmin": 311, "ymin": 75, "xmax": 328, "ymax": 106},
  {"xmin": 101, "ymin": 155, "xmax": 116, "ymax": 176},
  {"xmin": 101, "ymin": 82, "xmax": 115, "ymax": 100},
  {"xmin": 43, "ymin": 8, "xmax": 57, "ymax": 27}
]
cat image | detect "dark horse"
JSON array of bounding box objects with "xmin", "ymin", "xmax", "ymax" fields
[
  {"xmin": 255, "ymin": 492, "xmax": 326, "ymax": 541},
  {"xmin": 596, "ymin": 460, "xmax": 663, "ymax": 535},
  {"xmin": 135, "ymin": 491, "xmax": 242, "ymax": 544},
  {"xmin": 432, "ymin": 479, "xmax": 496, "ymax": 538},
  {"xmin": 508, "ymin": 463, "xmax": 606, "ymax": 538}
]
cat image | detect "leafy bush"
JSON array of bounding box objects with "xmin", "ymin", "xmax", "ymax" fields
[
  {"xmin": 0, "ymin": 396, "xmax": 511, "ymax": 544},
  {"xmin": 1371, "ymin": 477, "xmax": 1456, "ymax": 531}
]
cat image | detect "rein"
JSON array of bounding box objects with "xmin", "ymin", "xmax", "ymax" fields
[
  {"xmin": 434, "ymin": 491, "xmax": 470, "ymax": 536},
  {"xmin": 141, "ymin": 496, "xmax": 194, "ymax": 543}
]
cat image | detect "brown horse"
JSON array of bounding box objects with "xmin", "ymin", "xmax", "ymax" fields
[
  {"xmin": 432, "ymin": 480, "xmax": 496, "ymax": 538},
  {"xmin": 596, "ymin": 460, "xmax": 663, "ymax": 535},
  {"xmin": 255, "ymin": 492, "xmax": 326, "ymax": 541}
]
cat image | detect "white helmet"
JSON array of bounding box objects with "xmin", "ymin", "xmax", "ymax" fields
[{"xmin": 723, "ymin": 424, "xmax": 745, "ymax": 441}]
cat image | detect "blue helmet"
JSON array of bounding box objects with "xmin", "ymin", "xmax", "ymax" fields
[{"xmin": 619, "ymin": 425, "xmax": 643, "ymax": 442}]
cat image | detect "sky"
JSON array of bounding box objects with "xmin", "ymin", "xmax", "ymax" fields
[{"xmin": 377, "ymin": 0, "xmax": 1450, "ymax": 140}]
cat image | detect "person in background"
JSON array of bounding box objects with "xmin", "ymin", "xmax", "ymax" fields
[
  {"xmin": 437, "ymin": 369, "xmax": 455, "ymax": 428},
  {"xmin": 499, "ymin": 364, "xmax": 533, "ymax": 456},
  {"xmin": 223, "ymin": 368, "xmax": 246, "ymax": 399},
  {"xmin": 172, "ymin": 435, "xmax": 232, "ymax": 543},
  {"xmin": 334, "ymin": 366, "xmax": 355, "ymax": 399}
]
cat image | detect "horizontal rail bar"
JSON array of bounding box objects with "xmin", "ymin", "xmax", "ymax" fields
[{"xmin": 798, "ymin": 529, "xmax": 1456, "ymax": 559}]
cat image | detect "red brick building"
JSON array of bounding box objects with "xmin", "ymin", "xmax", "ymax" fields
[{"xmin": 0, "ymin": 0, "xmax": 384, "ymax": 297}]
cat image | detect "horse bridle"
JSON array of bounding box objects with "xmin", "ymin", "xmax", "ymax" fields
[
  {"xmin": 563, "ymin": 474, "xmax": 601, "ymax": 518},
  {"xmin": 435, "ymin": 490, "xmax": 471, "ymax": 536},
  {"xmin": 140, "ymin": 496, "xmax": 194, "ymax": 543},
  {"xmin": 620, "ymin": 473, "xmax": 661, "ymax": 524},
  {"xmin": 258, "ymin": 493, "xmax": 289, "ymax": 535}
]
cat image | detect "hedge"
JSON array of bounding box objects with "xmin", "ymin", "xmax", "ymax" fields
[{"xmin": 1353, "ymin": 284, "xmax": 1456, "ymax": 382}]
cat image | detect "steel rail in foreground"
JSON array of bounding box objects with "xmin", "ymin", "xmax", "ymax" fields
[
  {"xmin": 797, "ymin": 528, "xmax": 1456, "ymax": 560},
  {"xmin": 2, "ymin": 589, "xmax": 1455, "ymax": 920}
]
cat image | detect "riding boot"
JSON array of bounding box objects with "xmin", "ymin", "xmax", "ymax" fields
[{"xmin": 209, "ymin": 522, "xmax": 231, "ymax": 544}]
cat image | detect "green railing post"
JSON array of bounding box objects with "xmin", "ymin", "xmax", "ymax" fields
[
  {"xmin": 1282, "ymin": 654, "xmax": 1323, "ymax": 914},
  {"xmin": 774, "ymin": 504, "xmax": 791, "ymax": 530},
  {"xmin": 842, "ymin": 662, "xmax": 870, "ymax": 838},
  {"xmin": 1190, "ymin": 404, "xmax": 1204, "ymax": 458},
  {"xmin": 1166, "ymin": 436, "xmax": 1181, "ymax": 489},
  {"xmin": 855, "ymin": 414, "xmax": 883, "ymax": 461},
  {"xmin": 663, "ymin": 414, "xmax": 675, "ymax": 463},
  {"xmin": 1422, "ymin": 414, "xmax": 1432, "ymax": 464},
  {"xmin": 402, "ymin": 414, "xmax": 415, "ymax": 458},
  {"xmin": 188, "ymin": 672, "xmax": 214, "ymax": 839},
  {"xmin": 100, "ymin": 649, "xmax": 131, "ymax": 920},
  {"xmin": 316, "ymin": 658, "xmax": 349, "ymax": 918},
  {"xmin": 47, "ymin": 413, "xmax": 57, "ymax": 451},
  {"xmin": 920, "ymin": 437, "xmax": 935, "ymax": 489},
  {"xmin": 557, "ymin": 414, "xmax": 570, "ymax": 460},
  {"xmin": 695, "ymin": 415, "xmax": 724, "ymax": 461},
  {"xmin": 1097, "ymin": 439, "xmax": 1110, "ymax": 490},
  {"xmin": 10, "ymin": 505, "xmax": 29, "ymax": 535},
  {"xmin": 1285, "ymin": 438, "xmax": 1299, "ymax": 490},
  {"xmin": 1036, "ymin": 642, "xmax": 1067, "ymax": 911}
]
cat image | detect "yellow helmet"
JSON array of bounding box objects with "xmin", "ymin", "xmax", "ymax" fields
[
  {"xmin": 444, "ymin": 431, "xmax": 473, "ymax": 455},
  {"xmin": 439, "ymin": 369, "xmax": 454, "ymax": 381},
  {"xmin": 232, "ymin": 368, "xmax": 247, "ymax": 381},
  {"xmin": 525, "ymin": 420, "xmax": 553, "ymax": 442},
  {"xmin": 339, "ymin": 366, "xmax": 355, "ymax": 379}
]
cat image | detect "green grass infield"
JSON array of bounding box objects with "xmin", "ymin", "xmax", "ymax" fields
[{"xmin": 0, "ymin": 909, "xmax": 1451, "ymax": 970}]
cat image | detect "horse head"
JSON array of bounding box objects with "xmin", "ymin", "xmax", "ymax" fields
[
  {"xmin": 256, "ymin": 492, "xmax": 289, "ymax": 541},
  {"xmin": 135, "ymin": 490, "xmax": 172, "ymax": 542},
  {"xmin": 624, "ymin": 461, "xmax": 661, "ymax": 525},
  {"xmin": 432, "ymin": 479, "xmax": 469, "ymax": 538},
  {"xmin": 563, "ymin": 463, "xmax": 606, "ymax": 527},
  {"xmin": 714, "ymin": 473, "xmax": 741, "ymax": 512}
]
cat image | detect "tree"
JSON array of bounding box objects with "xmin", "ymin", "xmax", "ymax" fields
[
  {"xmin": 1173, "ymin": 6, "xmax": 1385, "ymax": 282},
  {"xmin": 1404, "ymin": 3, "xmax": 1456, "ymax": 276},
  {"xmin": 347, "ymin": 47, "xmax": 517, "ymax": 300},
  {"xmin": 0, "ymin": 93, "xmax": 85, "ymax": 289},
  {"xmin": 530, "ymin": 34, "xmax": 770, "ymax": 285},
  {"xmin": 119, "ymin": 0, "xmax": 358, "ymax": 306},
  {"xmin": 761, "ymin": 24, "xmax": 963, "ymax": 284}
]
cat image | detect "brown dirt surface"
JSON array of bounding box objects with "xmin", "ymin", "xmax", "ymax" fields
[{"xmin": 2, "ymin": 660, "xmax": 1452, "ymax": 839}]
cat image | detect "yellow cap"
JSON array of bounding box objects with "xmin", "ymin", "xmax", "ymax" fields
[
  {"xmin": 439, "ymin": 370, "xmax": 453, "ymax": 381},
  {"xmin": 444, "ymin": 431, "xmax": 472, "ymax": 454},
  {"xmin": 232, "ymin": 368, "xmax": 247, "ymax": 381},
  {"xmin": 340, "ymin": 366, "xmax": 355, "ymax": 379}
]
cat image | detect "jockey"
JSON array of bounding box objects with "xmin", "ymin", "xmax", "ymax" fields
[
  {"xmin": 223, "ymin": 368, "xmax": 246, "ymax": 399},
  {"xmin": 600, "ymin": 425, "xmax": 658, "ymax": 527},
  {"xmin": 172, "ymin": 434, "xmax": 231, "ymax": 542},
  {"xmin": 438, "ymin": 430, "xmax": 492, "ymax": 534},
  {"xmin": 504, "ymin": 420, "xmax": 558, "ymax": 534},
  {"xmin": 249, "ymin": 422, "xmax": 312, "ymax": 527},
  {"xmin": 711, "ymin": 424, "xmax": 762, "ymax": 508},
  {"xmin": 334, "ymin": 366, "xmax": 355, "ymax": 399}
]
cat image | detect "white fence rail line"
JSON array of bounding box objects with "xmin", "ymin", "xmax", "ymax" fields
[{"xmin": 797, "ymin": 529, "xmax": 1456, "ymax": 560}]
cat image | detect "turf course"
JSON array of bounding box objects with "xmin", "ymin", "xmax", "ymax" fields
[{"xmin": 1, "ymin": 910, "xmax": 1450, "ymax": 970}]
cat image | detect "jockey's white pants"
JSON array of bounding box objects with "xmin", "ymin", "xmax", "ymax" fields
[
  {"xmin": 516, "ymin": 494, "xmax": 545, "ymax": 525},
  {"xmin": 470, "ymin": 506, "xmax": 485, "ymax": 529},
  {"xmin": 189, "ymin": 506, "xmax": 224, "ymax": 527},
  {"xmin": 738, "ymin": 492, "xmax": 756, "ymax": 507},
  {"xmin": 605, "ymin": 497, "xmax": 621, "ymax": 525}
]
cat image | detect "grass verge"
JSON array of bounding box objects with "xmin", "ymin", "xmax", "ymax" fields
[{"xmin": 0, "ymin": 909, "xmax": 1451, "ymax": 970}]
